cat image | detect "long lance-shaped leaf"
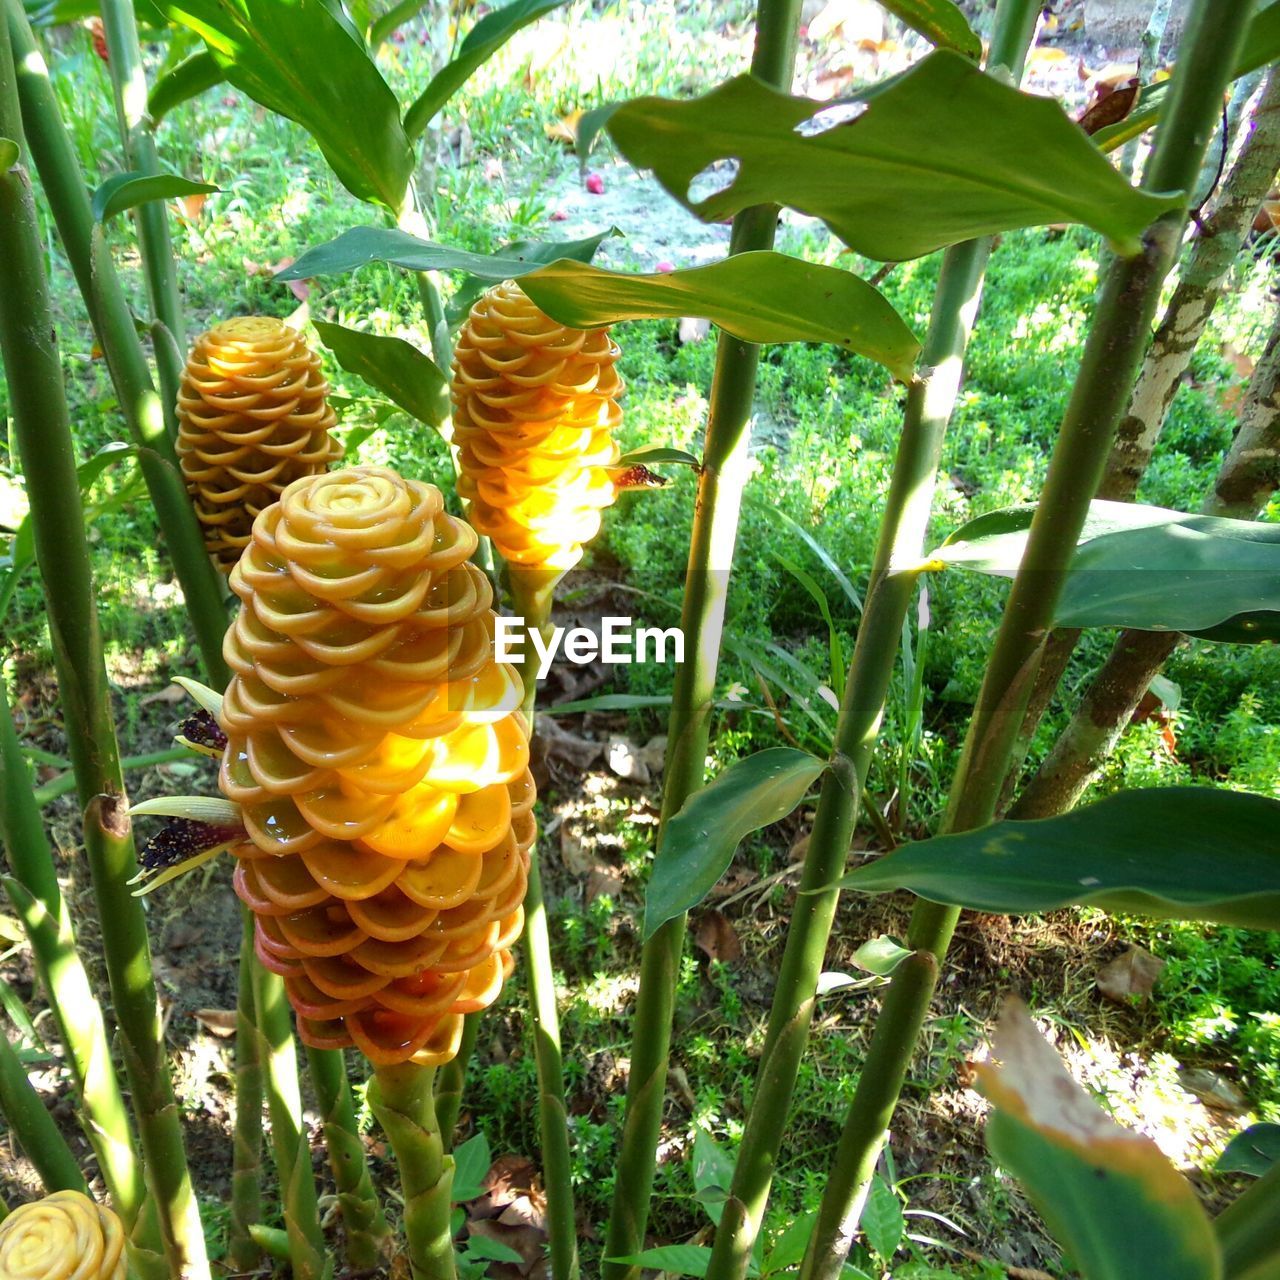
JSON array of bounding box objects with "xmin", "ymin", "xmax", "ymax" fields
[
  {"xmin": 287, "ymin": 233, "xmax": 919, "ymax": 379},
  {"xmin": 836, "ymin": 786, "xmax": 1280, "ymax": 931},
  {"xmin": 0, "ymin": 1030, "xmax": 88, "ymax": 1194},
  {"xmin": 644, "ymin": 748, "xmax": 825, "ymax": 939},
  {"xmin": 91, "ymin": 169, "xmax": 218, "ymax": 222},
  {"xmin": 596, "ymin": 50, "xmax": 1180, "ymax": 261},
  {"xmin": 404, "ymin": 0, "xmax": 568, "ymax": 140},
  {"xmin": 877, "ymin": 0, "xmax": 980, "ymax": 58},
  {"xmin": 975, "ymin": 1001, "xmax": 1221, "ymax": 1280},
  {"xmin": 314, "ymin": 322, "xmax": 449, "ymax": 428},
  {"xmin": 147, "ymin": 48, "xmax": 222, "ymax": 124},
  {"xmin": 0, "ymin": 29, "xmax": 209, "ymax": 1274},
  {"xmin": 157, "ymin": 0, "xmax": 413, "ymax": 210},
  {"xmin": 932, "ymin": 501, "xmax": 1280, "ymax": 641}
]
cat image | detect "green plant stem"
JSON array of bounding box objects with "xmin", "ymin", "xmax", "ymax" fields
[
  {"xmin": 250, "ymin": 957, "xmax": 330, "ymax": 1280},
  {"xmin": 797, "ymin": 4, "xmax": 1252, "ymax": 1276},
  {"xmin": 34, "ymin": 744, "xmax": 192, "ymax": 806},
  {"xmin": 601, "ymin": 6, "xmax": 801, "ymax": 1275},
  {"xmin": 4, "ymin": 0, "xmax": 227, "ymax": 670},
  {"xmin": 227, "ymin": 912, "xmax": 264, "ymax": 1273},
  {"xmin": 433, "ymin": 1011, "xmax": 479, "ymax": 1148},
  {"xmin": 706, "ymin": 223, "xmax": 1006, "ymax": 1280},
  {"xmin": 509, "ymin": 566, "xmax": 577, "ymax": 1280},
  {"xmin": 1215, "ymin": 1160, "xmax": 1280, "ymax": 1280},
  {"xmin": 99, "ymin": 0, "xmax": 185, "ymax": 435},
  {"xmin": 0, "ymin": 1030, "xmax": 88, "ymax": 1195},
  {"xmin": 0, "ymin": 27, "xmax": 209, "ymax": 1275},
  {"xmin": 369, "ymin": 1063, "xmax": 456, "ymax": 1280},
  {"xmin": 306, "ymin": 1046, "xmax": 391, "ymax": 1269}
]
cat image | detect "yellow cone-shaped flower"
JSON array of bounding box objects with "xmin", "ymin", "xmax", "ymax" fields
[
  {"xmin": 220, "ymin": 465, "xmax": 533, "ymax": 1065},
  {"xmin": 0, "ymin": 1191, "xmax": 126, "ymax": 1280},
  {"xmin": 177, "ymin": 316, "xmax": 343, "ymax": 571},
  {"xmin": 451, "ymin": 280, "xmax": 623, "ymax": 573}
]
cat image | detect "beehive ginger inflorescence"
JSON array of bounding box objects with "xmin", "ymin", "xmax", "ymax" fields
[
  {"xmin": 451, "ymin": 280, "xmax": 624, "ymax": 574},
  {"xmin": 0, "ymin": 1190, "xmax": 126, "ymax": 1280},
  {"xmin": 177, "ymin": 316, "xmax": 343, "ymax": 571},
  {"xmin": 219, "ymin": 465, "xmax": 533, "ymax": 1065}
]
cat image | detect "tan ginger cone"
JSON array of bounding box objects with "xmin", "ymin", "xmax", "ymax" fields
[
  {"xmin": 0, "ymin": 1190, "xmax": 126, "ymax": 1280},
  {"xmin": 219, "ymin": 465, "xmax": 533, "ymax": 1066},
  {"xmin": 451, "ymin": 280, "xmax": 624, "ymax": 576},
  {"xmin": 177, "ymin": 316, "xmax": 342, "ymax": 571}
]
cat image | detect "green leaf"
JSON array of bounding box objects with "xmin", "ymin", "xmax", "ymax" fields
[
  {"xmin": 645, "ymin": 747, "xmax": 825, "ymax": 940},
  {"xmin": 91, "ymin": 172, "xmax": 219, "ymax": 222},
  {"xmin": 615, "ymin": 445, "xmax": 701, "ymax": 469},
  {"xmin": 603, "ymin": 52, "xmax": 1180, "ymax": 261},
  {"xmin": 765, "ymin": 1209, "xmax": 819, "ymax": 1273},
  {"xmin": 280, "ymin": 225, "xmax": 617, "ymax": 282},
  {"xmin": 158, "ymin": 0, "xmax": 413, "ymax": 210},
  {"xmin": 312, "ymin": 322, "xmax": 448, "ymax": 428},
  {"xmin": 606, "ymin": 1245, "xmax": 714, "ymax": 1277},
  {"xmin": 369, "ymin": 0, "xmax": 432, "ymax": 47},
  {"xmin": 463, "ymin": 1234, "xmax": 524, "ymax": 1264},
  {"xmin": 519, "ymin": 254, "xmax": 920, "ymax": 381},
  {"xmin": 933, "ymin": 501, "xmax": 1280, "ymax": 642},
  {"xmin": 147, "ymin": 50, "xmax": 224, "ymax": 124},
  {"xmin": 1217, "ymin": 1124, "xmax": 1280, "ymax": 1177},
  {"xmin": 850, "ymin": 935, "xmax": 913, "ymax": 977},
  {"xmin": 0, "ymin": 138, "xmax": 17, "ymax": 173},
  {"xmin": 451, "ymin": 1130, "xmax": 491, "ymax": 1201},
  {"xmin": 692, "ymin": 1128, "xmax": 735, "ymax": 1226},
  {"xmin": 878, "ymin": 0, "xmax": 981, "ymax": 58},
  {"xmin": 838, "ymin": 787, "xmax": 1280, "ymax": 931},
  {"xmin": 976, "ymin": 1001, "xmax": 1220, "ymax": 1280},
  {"xmin": 863, "ymin": 1176, "xmax": 904, "ymax": 1262},
  {"xmin": 404, "ymin": 0, "xmax": 568, "ymax": 139}
]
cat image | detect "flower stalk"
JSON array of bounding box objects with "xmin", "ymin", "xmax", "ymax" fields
[{"xmin": 798, "ymin": 3, "xmax": 1253, "ymax": 1275}]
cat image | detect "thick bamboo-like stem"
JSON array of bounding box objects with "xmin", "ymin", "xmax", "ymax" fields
[
  {"xmin": 99, "ymin": 0, "xmax": 185, "ymax": 436},
  {"xmin": 1012, "ymin": 293, "xmax": 1280, "ymax": 819},
  {"xmin": 250, "ymin": 958, "xmax": 330, "ymax": 1280},
  {"xmin": 227, "ymin": 913, "xmax": 264, "ymax": 1273},
  {"xmin": 601, "ymin": 6, "xmax": 801, "ymax": 1275},
  {"xmin": 0, "ymin": 25, "xmax": 209, "ymax": 1276},
  {"xmin": 702, "ymin": 11, "xmax": 1039, "ymax": 1277},
  {"xmin": 306, "ymin": 1047, "xmax": 391, "ymax": 1269},
  {"xmin": 1006, "ymin": 67, "xmax": 1280, "ymax": 793},
  {"xmin": 798, "ymin": 6, "xmax": 1252, "ymax": 1276},
  {"xmin": 0, "ymin": 1031, "xmax": 89, "ymax": 1195},
  {"xmin": 508, "ymin": 567, "xmax": 577, "ymax": 1280},
  {"xmin": 369, "ymin": 1064, "xmax": 457, "ymax": 1280},
  {"xmin": 1215, "ymin": 1161, "xmax": 1280, "ymax": 1280},
  {"xmin": 0, "ymin": 683, "xmax": 145, "ymax": 1225}
]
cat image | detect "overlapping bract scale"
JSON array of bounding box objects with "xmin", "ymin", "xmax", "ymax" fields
[
  {"xmin": 0, "ymin": 1191, "xmax": 126, "ymax": 1280},
  {"xmin": 219, "ymin": 466, "xmax": 533, "ymax": 1065},
  {"xmin": 451, "ymin": 280, "xmax": 624, "ymax": 572},
  {"xmin": 178, "ymin": 316, "xmax": 343, "ymax": 571}
]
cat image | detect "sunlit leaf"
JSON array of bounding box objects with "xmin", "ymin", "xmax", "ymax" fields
[
  {"xmin": 975, "ymin": 1001, "xmax": 1220, "ymax": 1280},
  {"xmin": 404, "ymin": 0, "xmax": 569, "ymax": 139},
  {"xmin": 158, "ymin": 0, "xmax": 413, "ymax": 209},
  {"xmin": 312, "ymin": 322, "xmax": 448, "ymax": 428},
  {"xmin": 91, "ymin": 171, "xmax": 219, "ymax": 222},
  {"xmin": 600, "ymin": 51, "xmax": 1180, "ymax": 260},
  {"xmin": 645, "ymin": 747, "xmax": 825, "ymax": 939},
  {"xmin": 838, "ymin": 787, "xmax": 1280, "ymax": 931},
  {"xmin": 605, "ymin": 1245, "xmax": 714, "ymax": 1277},
  {"xmin": 147, "ymin": 50, "xmax": 224, "ymax": 124}
]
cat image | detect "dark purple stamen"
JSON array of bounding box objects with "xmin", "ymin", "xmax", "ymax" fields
[
  {"xmin": 142, "ymin": 818, "xmax": 242, "ymax": 871},
  {"xmin": 180, "ymin": 709, "xmax": 228, "ymax": 753}
]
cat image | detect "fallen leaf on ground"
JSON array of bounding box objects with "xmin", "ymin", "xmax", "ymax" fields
[
  {"xmin": 694, "ymin": 908, "xmax": 741, "ymax": 963},
  {"xmin": 1096, "ymin": 945, "xmax": 1164, "ymax": 1003},
  {"xmin": 193, "ymin": 1009, "xmax": 237, "ymax": 1038}
]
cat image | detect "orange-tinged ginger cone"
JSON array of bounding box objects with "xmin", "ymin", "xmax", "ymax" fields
[
  {"xmin": 451, "ymin": 280, "xmax": 623, "ymax": 579},
  {"xmin": 219, "ymin": 465, "xmax": 533, "ymax": 1066},
  {"xmin": 0, "ymin": 1190, "xmax": 127, "ymax": 1280},
  {"xmin": 177, "ymin": 316, "xmax": 343, "ymax": 571}
]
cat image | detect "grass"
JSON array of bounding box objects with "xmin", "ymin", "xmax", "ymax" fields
[{"xmin": 0, "ymin": 4, "xmax": 1277, "ymax": 1275}]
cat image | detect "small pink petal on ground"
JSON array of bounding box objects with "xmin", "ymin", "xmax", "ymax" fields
[{"xmin": 585, "ymin": 172, "xmax": 605, "ymax": 195}]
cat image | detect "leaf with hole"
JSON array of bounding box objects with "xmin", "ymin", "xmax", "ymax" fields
[
  {"xmin": 599, "ymin": 51, "xmax": 1179, "ymax": 260},
  {"xmin": 312, "ymin": 323, "xmax": 448, "ymax": 429},
  {"xmin": 975, "ymin": 1001, "xmax": 1220, "ymax": 1280},
  {"xmin": 837, "ymin": 787, "xmax": 1280, "ymax": 931},
  {"xmin": 932, "ymin": 500, "xmax": 1280, "ymax": 641},
  {"xmin": 157, "ymin": 0, "xmax": 412, "ymax": 209},
  {"xmin": 91, "ymin": 172, "xmax": 218, "ymax": 222},
  {"xmin": 645, "ymin": 747, "xmax": 825, "ymax": 940},
  {"xmin": 405, "ymin": 0, "xmax": 569, "ymax": 138},
  {"xmin": 517, "ymin": 254, "xmax": 920, "ymax": 380},
  {"xmin": 147, "ymin": 50, "xmax": 224, "ymax": 124}
]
